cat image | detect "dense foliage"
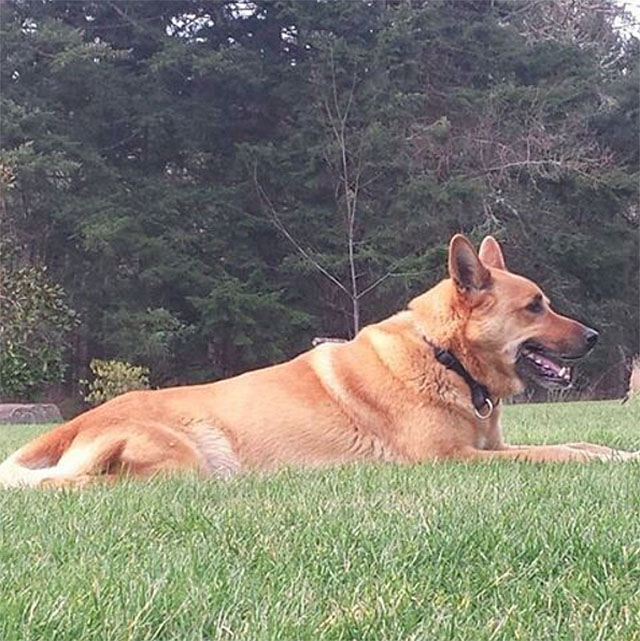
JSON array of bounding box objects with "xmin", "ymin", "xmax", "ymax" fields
[
  {"xmin": 0, "ymin": 264, "xmax": 77, "ymax": 399},
  {"xmin": 0, "ymin": 0, "xmax": 637, "ymax": 402}
]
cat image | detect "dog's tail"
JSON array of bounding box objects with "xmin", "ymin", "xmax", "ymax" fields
[{"xmin": 0, "ymin": 421, "xmax": 124, "ymax": 488}]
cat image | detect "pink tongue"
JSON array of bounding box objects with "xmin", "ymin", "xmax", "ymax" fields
[{"xmin": 535, "ymin": 353, "xmax": 561, "ymax": 374}]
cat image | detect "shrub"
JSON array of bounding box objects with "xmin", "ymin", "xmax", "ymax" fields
[
  {"xmin": 82, "ymin": 359, "xmax": 150, "ymax": 406},
  {"xmin": 0, "ymin": 266, "xmax": 78, "ymax": 401}
]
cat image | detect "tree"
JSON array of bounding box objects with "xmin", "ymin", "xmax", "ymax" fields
[{"xmin": 0, "ymin": 0, "xmax": 637, "ymax": 400}]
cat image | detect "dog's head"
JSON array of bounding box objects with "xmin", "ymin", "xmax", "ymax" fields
[{"xmin": 426, "ymin": 234, "xmax": 597, "ymax": 395}]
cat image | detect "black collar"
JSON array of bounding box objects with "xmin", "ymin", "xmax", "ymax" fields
[{"xmin": 424, "ymin": 338, "xmax": 495, "ymax": 419}]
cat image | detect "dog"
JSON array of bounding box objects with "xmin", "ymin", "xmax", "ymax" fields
[{"xmin": 1, "ymin": 234, "xmax": 637, "ymax": 487}]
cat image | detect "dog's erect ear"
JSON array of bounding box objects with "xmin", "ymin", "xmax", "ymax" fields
[
  {"xmin": 448, "ymin": 234, "xmax": 492, "ymax": 292},
  {"xmin": 478, "ymin": 236, "xmax": 507, "ymax": 270}
]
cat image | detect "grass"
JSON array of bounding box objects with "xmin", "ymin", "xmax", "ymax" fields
[{"xmin": 1, "ymin": 400, "xmax": 639, "ymax": 641}]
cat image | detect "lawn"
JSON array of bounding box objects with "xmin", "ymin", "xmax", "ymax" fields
[{"xmin": 1, "ymin": 401, "xmax": 639, "ymax": 641}]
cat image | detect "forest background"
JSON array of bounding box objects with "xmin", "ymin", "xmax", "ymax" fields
[{"xmin": 0, "ymin": 0, "xmax": 638, "ymax": 411}]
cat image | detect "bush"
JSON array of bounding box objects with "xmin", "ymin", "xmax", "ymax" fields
[
  {"xmin": 0, "ymin": 266, "xmax": 78, "ymax": 401},
  {"xmin": 82, "ymin": 359, "xmax": 150, "ymax": 406}
]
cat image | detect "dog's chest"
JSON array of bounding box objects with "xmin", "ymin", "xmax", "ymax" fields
[
  {"xmin": 473, "ymin": 413, "xmax": 503, "ymax": 450},
  {"xmin": 475, "ymin": 429, "xmax": 490, "ymax": 450}
]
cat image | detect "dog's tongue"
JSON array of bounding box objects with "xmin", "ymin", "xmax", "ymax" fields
[
  {"xmin": 527, "ymin": 350, "xmax": 571, "ymax": 380},
  {"xmin": 536, "ymin": 353, "xmax": 562, "ymax": 374}
]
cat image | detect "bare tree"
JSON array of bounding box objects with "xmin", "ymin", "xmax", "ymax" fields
[{"xmin": 251, "ymin": 41, "xmax": 407, "ymax": 338}]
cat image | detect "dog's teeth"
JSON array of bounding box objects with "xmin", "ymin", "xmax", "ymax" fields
[{"xmin": 559, "ymin": 366, "xmax": 571, "ymax": 381}]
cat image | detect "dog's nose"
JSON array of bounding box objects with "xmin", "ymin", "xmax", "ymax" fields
[{"xmin": 584, "ymin": 327, "xmax": 599, "ymax": 349}]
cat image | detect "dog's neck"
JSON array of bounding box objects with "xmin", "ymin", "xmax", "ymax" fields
[
  {"xmin": 422, "ymin": 337, "xmax": 496, "ymax": 419},
  {"xmin": 409, "ymin": 281, "xmax": 503, "ymax": 415}
]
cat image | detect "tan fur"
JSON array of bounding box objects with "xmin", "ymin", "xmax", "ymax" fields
[
  {"xmin": 1, "ymin": 235, "xmax": 638, "ymax": 488},
  {"xmin": 627, "ymin": 355, "xmax": 640, "ymax": 399}
]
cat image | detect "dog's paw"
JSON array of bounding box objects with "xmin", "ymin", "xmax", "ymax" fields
[
  {"xmin": 563, "ymin": 443, "xmax": 639, "ymax": 461},
  {"xmin": 602, "ymin": 449, "xmax": 640, "ymax": 462}
]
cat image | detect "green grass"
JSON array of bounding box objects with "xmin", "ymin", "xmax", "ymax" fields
[{"xmin": 1, "ymin": 401, "xmax": 639, "ymax": 641}]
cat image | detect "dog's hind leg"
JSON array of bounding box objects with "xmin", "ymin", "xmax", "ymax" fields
[{"xmin": 47, "ymin": 422, "xmax": 208, "ymax": 484}]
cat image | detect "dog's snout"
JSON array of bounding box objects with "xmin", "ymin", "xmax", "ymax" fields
[{"xmin": 584, "ymin": 327, "xmax": 599, "ymax": 350}]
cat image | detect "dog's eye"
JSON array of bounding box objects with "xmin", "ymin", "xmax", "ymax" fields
[{"xmin": 525, "ymin": 298, "xmax": 544, "ymax": 314}]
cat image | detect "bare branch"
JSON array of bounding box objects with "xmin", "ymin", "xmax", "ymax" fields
[{"xmin": 250, "ymin": 166, "xmax": 350, "ymax": 298}]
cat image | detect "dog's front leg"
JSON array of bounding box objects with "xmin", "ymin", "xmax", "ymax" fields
[
  {"xmin": 561, "ymin": 442, "xmax": 640, "ymax": 460},
  {"xmin": 499, "ymin": 442, "xmax": 639, "ymax": 460},
  {"xmin": 460, "ymin": 444, "xmax": 637, "ymax": 463}
]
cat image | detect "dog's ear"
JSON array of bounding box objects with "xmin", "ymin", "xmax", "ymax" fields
[
  {"xmin": 478, "ymin": 236, "xmax": 507, "ymax": 270},
  {"xmin": 448, "ymin": 234, "xmax": 492, "ymax": 292}
]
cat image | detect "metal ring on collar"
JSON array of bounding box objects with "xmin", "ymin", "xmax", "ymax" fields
[{"xmin": 474, "ymin": 398, "xmax": 493, "ymax": 420}]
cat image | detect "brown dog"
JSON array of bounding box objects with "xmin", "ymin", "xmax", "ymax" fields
[{"xmin": 1, "ymin": 235, "xmax": 637, "ymax": 487}]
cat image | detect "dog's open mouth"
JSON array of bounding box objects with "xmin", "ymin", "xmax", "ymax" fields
[{"xmin": 516, "ymin": 342, "xmax": 573, "ymax": 389}]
